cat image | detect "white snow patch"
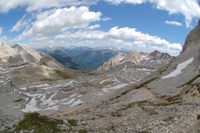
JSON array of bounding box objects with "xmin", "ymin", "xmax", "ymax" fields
[
  {"xmin": 22, "ymin": 92, "xmax": 61, "ymax": 111},
  {"xmin": 61, "ymin": 98, "xmax": 69, "ymax": 102},
  {"xmin": 29, "ymin": 83, "xmax": 49, "ymax": 89},
  {"xmin": 162, "ymin": 57, "xmax": 194, "ymax": 79},
  {"xmin": 21, "ymin": 97, "xmax": 40, "ymax": 112},
  {"xmin": 63, "ymin": 98, "xmax": 75, "ymax": 105},
  {"xmin": 44, "ymin": 105, "xmax": 59, "ymax": 110},
  {"xmin": 10, "ymin": 65, "xmax": 28, "ymax": 70},
  {"xmin": 118, "ymin": 57, "xmax": 124, "ymax": 61},
  {"xmin": 42, "ymin": 84, "xmax": 62, "ymax": 90},
  {"xmin": 99, "ymin": 79, "xmax": 110, "ymax": 84},
  {"xmin": 64, "ymin": 80, "xmax": 76, "ymax": 86},
  {"xmin": 41, "ymin": 93, "xmax": 57, "ymax": 106},
  {"xmin": 123, "ymin": 64, "xmax": 127, "ymax": 71},
  {"xmin": 0, "ymin": 71, "xmax": 9, "ymax": 74},
  {"xmin": 70, "ymin": 99, "xmax": 83, "ymax": 107},
  {"xmin": 20, "ymin": 87, "xmax": 27, "ymax": 90},
  {"xmin": 136, "ymin": 68, "xmax": 154, "ymax": 71},
  {"xmin": 102, "ymin": 83, "xmax": 128, "ymax": 93},
  {"xmin": 77, "ymin": 95, "xmax": 82, "ymax": 98},
  {"xmin": 69, "ymin": 93, "xmax": 77, "ymax": 98},
  {"xmin": 25, "ymin": 93, "xmax": 43, "ymax": 97}
]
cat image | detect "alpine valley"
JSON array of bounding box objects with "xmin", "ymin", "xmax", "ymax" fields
[
  {"xmin": 1, "ymin": 23, "xmax": 200, "ymax": 133},
  {"xmin": 37, "ymin": 46, "xmax": 128, "ymax": 72}
]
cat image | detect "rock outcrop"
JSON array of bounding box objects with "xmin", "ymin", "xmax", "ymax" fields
[
  {"xmin": 22, "ymin": 45, "xmax": 42, "ymax": 63},
  {"xmin": 11, "ymin": 44, "xmax": 36, "ymax": 63},
  {"xmin": 182, "ymin": 21, "xmax": 200, "ymax": 52},
  {"xmin": 97, "ymin": 50, "xmax": 173, "ymax": 72}
]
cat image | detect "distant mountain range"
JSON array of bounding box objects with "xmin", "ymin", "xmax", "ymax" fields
[{"xmin": 37, "ymin": 46, "xmax": 129, "ymax": 71}]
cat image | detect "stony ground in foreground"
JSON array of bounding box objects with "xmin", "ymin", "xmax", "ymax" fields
[
  {"xmin": 6, "ymin": 83, "xmax": 200, "ymax": 133},
  {"xmin": 55, "ymin": 84, "xmax": 200, "ymax": 133}
]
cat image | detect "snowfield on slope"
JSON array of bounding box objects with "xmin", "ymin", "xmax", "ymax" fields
[{"xmin": 162, "ymin": 57, "xmax": 194, "ymax": 79}]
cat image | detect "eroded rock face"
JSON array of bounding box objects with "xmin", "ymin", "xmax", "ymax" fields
[
  {"xmin": 97, "ymin": 53, "xmax": 126, "ymax": 71},
  {"xmin": 182, "ymin": 22, "xmax": 200, "ymax": 52},
  {"xmin": 0, "ymin": 43, "xmax": 18, "ymax": 59},
  {"xmin": 22, "ymin": 45, "xmax": 42, "ymax": 63},
  {"xmin": 11, "ymin": 44, "xmax": 36, "ymax": 63},
  {"xmin": 181, "ymin": 23, "xmax": 200, "ymax": 71}
]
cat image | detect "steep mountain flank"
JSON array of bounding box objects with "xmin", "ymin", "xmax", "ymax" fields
[
  {"xmin": 22, "ymin": 45, "xmax": 42, "ymax": 63},
  {"xmin": 11, "ymin": 44, "xmax": 36, "ymax": 63},
  {"xmin": 147, "ymin": 23, "xmax": 200, "ymax": 97},
  {"xmin": 39, "ymin": 54, "xmax": 63, "ymax": 69},
  {"xmin": 182, "ymin": 21, "xmax": 200, "ymax": 52}
]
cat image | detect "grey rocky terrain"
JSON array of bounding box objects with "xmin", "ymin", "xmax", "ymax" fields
[
  {"xmin": 1, "ymin": 23, "xmax": 200, "ymax": 133},
  {"xmin": 97, "ymin": 50, "xmax": 173, "ymax": 72}
]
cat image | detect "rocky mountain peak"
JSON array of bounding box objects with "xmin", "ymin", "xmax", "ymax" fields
[
  {"xmin": 11, "ymin": 44, "xmax": 37, "ymax": 63},
  {"xmin": 127, "ymin": 50, "xmax": 142, "ymax": 58},
  {"xmin": 0, "ymin": 42, "xmax": 18, "ymax": 59},
  {"xmin": 97, "ymin": 50, "xmax": 173, "ymax": 72},
  {"xmin": 0, "ymin": 43, "xmax": 60, "ymax": 69},
  {"xmin": 11, "ymin": 44, "xmax": 23, "ymax": 50},
  {"xmin": 182, "ymin": 23, "xmax": 200, "ymax": 52}
]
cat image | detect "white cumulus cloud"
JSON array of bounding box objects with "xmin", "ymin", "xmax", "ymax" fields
[
  {"xmin": 88, "ymin": 24, "xmax": 100, "ymax": 30},
  {"xmin": 105, "ymin": 0, "xmax": 200, "ymax": 27},
  {"xmin": 55, "ymin": 26, "xmax": 182, "ymax": 55},
  {"xmin": 0, "ymin": 0, "xmax": 97, "ymax": 13},
  {"xmin": 22, "ymin": 6, "xmax": 101, "ymax": 37},
  {"xmin": 164, "ymin": 21, "xmax": 182, "ymax": 26}
]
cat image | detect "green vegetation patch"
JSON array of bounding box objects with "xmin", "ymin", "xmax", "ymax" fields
[
  {"xmin": 197, "ymin": 114, "xmax": 200, "ymax": 120},
  {"xmin": 67, "ymin": 119, "xmax": 78, "ymax": 126},
  {"xmin": 78, "ymin": 129, "xmax": 87, "ymax": 133},
  {"xmin": 55, "ymin": 69, "xmax": 72, "ymax": 79},
  {"xmin": 41, "ymin": 78, "xmax": 55, "ymax": 82},
  {"xmin": 138, "ymin": 131, "xmax": 151, "ymax": 133},
  {"xmin": 15, "ymin": 112, "xmax": 63, "ymax": 133}
]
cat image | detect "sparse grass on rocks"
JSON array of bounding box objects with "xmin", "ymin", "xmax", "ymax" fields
[
  {"xmin": 67, "ymin": 119, "xmax": 78, "ymax": 126},
  {"xmin": 78, "ymin": 129, "xmax": 88, "ymax": 133},
  {"xmin": 179, "ymin": 74, "xmax": 200, "ymax": 87},
  {"xmin": 55, "ymin": 69, "xmax": 72, "ymax": 79},
  {"xmin": 14, "ymin": 112, "xmax": 63, "ymax": 133}
]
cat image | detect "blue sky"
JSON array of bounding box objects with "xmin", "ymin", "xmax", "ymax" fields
[{"xmin": 0, "ymin": 0, "xmax": 200, "ymax": 56}]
